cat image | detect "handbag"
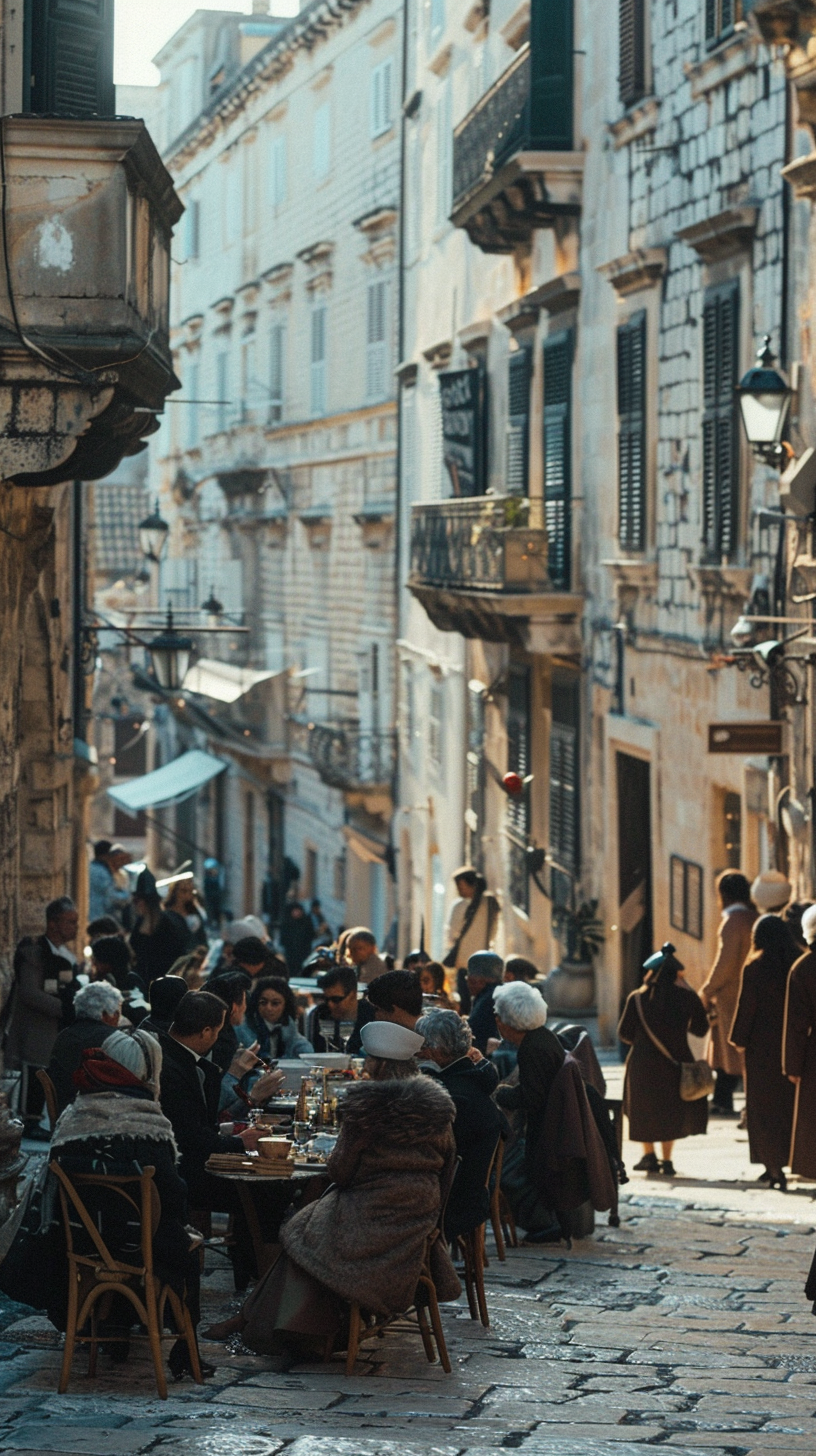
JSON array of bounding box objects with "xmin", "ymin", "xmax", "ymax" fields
[{"xmin": 635, "ymin": 992, "xmax": 715, "ymax": 1102}]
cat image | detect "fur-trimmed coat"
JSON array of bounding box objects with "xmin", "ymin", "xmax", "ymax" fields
[{"xmin": 282, "ymin": 1076, "xmax": 461, "ymax": 1317}]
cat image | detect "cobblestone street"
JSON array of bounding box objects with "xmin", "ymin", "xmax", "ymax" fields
[{"xmin": 2, "ymin": 1111, "xmax": 816, "ymax": 1456}]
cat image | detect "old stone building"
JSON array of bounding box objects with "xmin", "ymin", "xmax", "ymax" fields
[
  {"xmin": 127, "ymin": 0, "xmax": 401, "ymax": 936},
  {"xmin": 397, "ymin": 0, "xmax": 798, "ymax": 1037}
]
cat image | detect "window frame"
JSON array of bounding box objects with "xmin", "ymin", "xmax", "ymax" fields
[
  {"xmin": 617, "ymin": 309, "xmax": 647, "ymax": 553},
  {"xmin": 669, "ymin": 854, "xmax": 704, "ymax": 940},
  {"xmin": 365, "ymin": 278, "xmax": 389, "ymax": 401},
  {"xmin": 268, "ymin": 318, "xmax": 286, "ymax": 425},
  {"xmin": 310, "ymin": 303, "xmax": 327, "ymax": 417},
  {"xmin": 702, "ymin": 279, "xmax": 740, "ymax": 562},
  {"xmin": 313, "ymin": 102, "xmax": 331, "ymax": 181},
  {"xmin": 370, "ymin": 58, "xmax": 394, "ymax": 138},
  {"xmin": 543, "ymin": 328, "xmax": 574, "ymax": 591},
  {"xmin": 269, "ymin": 132, "xmax": 287, "ymax": 209},
  {"xmin": 618, "ymin": 0, "xmax": 647, "ymax": 109}
]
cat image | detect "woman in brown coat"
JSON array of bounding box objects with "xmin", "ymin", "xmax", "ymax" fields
[
  {"xmin": 730, "ymin": 914, "xmax": 798, "ymax": 1189},
  {"xmin": 782, "ymin": 904, "xmax": 816, "ymax": 1179},
  {"xmin": 237, "ymin": 1035, "xmax": 460, "ymax": 1357},
  {"xmin": 618, "ymin": 943, "xmax": 709, "ymax": 1176},
  {"xmin": 700, "ymin": 871, "xmax": 756, "ymax": 1113}
]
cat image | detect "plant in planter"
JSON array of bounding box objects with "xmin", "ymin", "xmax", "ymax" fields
[{"xmin": 545, "ymin": 899, "xmax": 605, "ymax": 1013}]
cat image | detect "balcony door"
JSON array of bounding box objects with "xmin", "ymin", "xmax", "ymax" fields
[{"xmin": 27, "ymin": 0, "xmax": 115, "ymax": 117}]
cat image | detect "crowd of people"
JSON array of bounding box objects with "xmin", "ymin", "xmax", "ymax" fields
[{"xmin": 1, "ymin": 850, "xmax": 814, "ymax": 1381}]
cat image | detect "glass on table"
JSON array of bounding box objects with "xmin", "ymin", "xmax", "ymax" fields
[{"xmin": 338, "ymin": 1020, "xmax": 356, "ymax": 1050}]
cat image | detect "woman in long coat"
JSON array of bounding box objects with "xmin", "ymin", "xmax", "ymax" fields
[
  {"xmin": 618, "ymin": 947, "xmax": 709, "ymax": 1176},
  {"xmin": 730, "ymin": 914, "xmax": 798, "ymax": 1188},
  {"xmin": 782, "ymin": 904, "xmax": 816, "ymax": 1179},
  {"xmin": 237, "ymin": 1045, "xmax": 460, "ymax": 1356}
]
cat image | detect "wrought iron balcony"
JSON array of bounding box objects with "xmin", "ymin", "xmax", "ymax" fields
[
  {"xmin": 409, "ymin": 496, "xmax": 582, "ymax": 650},
  {"xmin": 451, "ymin": 26, "xmax": 583, "ymax": 253},
  {"xmin": 308, "ymin": 722, "xmax": 396, "ymax": 796}
]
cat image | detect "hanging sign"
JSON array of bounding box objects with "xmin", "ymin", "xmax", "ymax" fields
[{"xmin": 708, "ymin": 722, "xmax": 783, "ymax": 754}]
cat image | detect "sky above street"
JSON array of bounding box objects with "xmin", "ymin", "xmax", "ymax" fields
[{"xmin": 115, "ymin": 1, "xmax": 298, "ymax": 88}]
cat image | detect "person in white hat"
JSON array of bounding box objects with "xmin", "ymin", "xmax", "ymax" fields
[
  {"xmin": 359, "ymin": 1019, "xmax": 425, "ymax": 1080},
  {"xmin": 751, "ymin": 870, "xmax": 791, "ymax": 914}
]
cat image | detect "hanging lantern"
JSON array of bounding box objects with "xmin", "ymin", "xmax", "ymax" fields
[
  {"xmin": 147, "ymin": 606, "xmax": 193, "ymax": 691},
  {"xmin": 138, "ymin": 499, "xmax": 170, "ymax": 562}
]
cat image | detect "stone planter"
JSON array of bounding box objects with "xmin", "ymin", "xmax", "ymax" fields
[{"xmin": 542, "ymin": 958, "xmax": 596, "ymax": 1015}]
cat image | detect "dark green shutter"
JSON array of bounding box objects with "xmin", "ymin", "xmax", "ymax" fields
[
  {"xmin": 619, "ymin": 0, "xmax": 646, "ymax": 107},
  {"xmin": 702, "ymin": 282, "xmax": 740, "ymax": 559},
  {"xmin": 27, "ymin": 0, "xmax": 115, "ymax": 117},
  {"xmin": 549, "ymin": 672, "xmax": 579, "ymax": 882},
  {"xmin": 529, "ymin": 0, "xmax": 573, "ymax": 150},
  {"xmin": 617, "ymin": 311, "xmax": 646, "ymax": 552},
  {"xmin": 543, "ymin": 330, "xmax": 573, "ymax": 590},
  {"xmin": 506, "ymin": 347, "xmax": 531, "ymax": 495},
  {"xmin": 507, "ymin": 665, "xmax": 531, "ymax": 912}
]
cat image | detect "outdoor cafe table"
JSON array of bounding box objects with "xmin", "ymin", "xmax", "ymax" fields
[{"xmin": 207, "ymin": 1160, "xmax": 329, "ymax": 1276}]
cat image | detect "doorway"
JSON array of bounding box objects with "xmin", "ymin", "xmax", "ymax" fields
[{"xmin": 616, "ymin": 752, "xmax": 653, "ymax": 1005}]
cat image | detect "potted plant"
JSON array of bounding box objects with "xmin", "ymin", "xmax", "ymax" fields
[{"xmin": 543, "ymin": 899, "xmax": 604, "ymax": 1013}]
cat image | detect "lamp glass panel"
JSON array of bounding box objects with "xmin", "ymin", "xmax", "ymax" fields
[{"xmin": 739, "ymin": 390, "xmax": 790, "ymax": 445}]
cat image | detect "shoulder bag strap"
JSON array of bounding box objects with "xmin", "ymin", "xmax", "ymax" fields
[
  {"xmin": 635, "ymin": 991, "xmax": 679, "ymax": 1066},
  {"xmin": 447, "ymin": 885, "xmax": 484, "ymax": 963}
]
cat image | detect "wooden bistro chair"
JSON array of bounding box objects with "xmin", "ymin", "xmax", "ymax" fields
[
  {"xmin": 35, "ymin": 1069, "xmax": 58, "ymax": 1134},
  {"xmin": 458, "ymin": 1135, "xmax": 503, "ymax": 1328},
  {"xmin": 489, "ymin": 1132, "xmax": 518, "ymax": 1260},
  {"xmin": 50, "ymin": 1161, "xmax": 202, "ymax": 1399}
]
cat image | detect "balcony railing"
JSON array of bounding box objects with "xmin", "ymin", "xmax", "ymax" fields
[
  {"xmin": 453, "ymin": 48, "xmax": 532, "ymax": 212},
  {"xmin": 409, "ymin": 496, "xmax": 548, "ymax": 594},
  {"xmin": 308, "ymin": 723, "xmax": 396, "ymax": 793}
]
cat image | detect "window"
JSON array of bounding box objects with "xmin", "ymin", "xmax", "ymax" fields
[
  {"xmin": 269, "ymin": 133, "xmax": 287, "ymax": 208},
  {"xmin": 507, "ymin": 666, "xmax": 531, "ymax": 912},
  {"xmin": 313, "ymin": 103, "xmax": 331, "ymax": 180},
  {"xmin": 216, "ymin": 350, "xmax": 230, "ymax": 433},
  {"xmin": 670, "ymin": 855, "xmax": 704, "ymax": 939},
  {"xmin": 617, "ymin": 311, "xmax": 646, "ymax": 551},
  {"xmin": 466, "ymin": 681, "xmax": 486, "ymax": 871},
  {"xmin": 269, "ymin": 320, "xmax": 285, "ymax": 424},
  {"xmin": 183, "ymin": 198, "xmax": 200, "ymax": 261},
  {"xmin": 371, "ymin": 59, "xmax": 394, "ymax": 137},
  {"xmin": 549, "ymin": 672, "xmax": 579, "ymax": 897},
  {"xmin": 185, "ymin": 361, "xmax": 199, "ymax": 450},
  {"xmin": 543, "ymin": 330, "xmax": 573, "ymax": 589},
  {"xmin": 702, "ymin": 281, "xmax": 740, "ymax": 559},
  {"xmin": 706, "ymin": 0, "xmax": 738, "ymax": 48},
  {"xmin": 506, "ymin": 347, "xmax": 531, "ymax": 495},
  {"xmin": 310, "ymin": 304, "xmax": 327, "ymax": 415},
  {"xmin": 223, "ymin": 160, "xmax": 241, "ymax": 244},
  {"xmin": 304, "ymin": 845, "xmax": 318, "ymax": 900},
  {"xmin": 428, "ymin": 678, "xmax": 444, "ymax": 777},
  {"xmin": 366, "ymin": 279, "xmax": 388, "ymax": 400},
  {"xmin": 429, "ymin": 0, "xmax": 445, "ymax": 49},
  {"xmin": 619, "ymin": 0, "xmax": 646, "ymax": 107},
  {"xmin": 240, "ymin": 336, "xmax": 256, "ymax": 418},
  {"xmin": 406, "ymin": 125, "xmax": 422, "ymax": 260},
  {"xmin": 333, "ymin": 852, "xmax": 346, "ymax": 902},
  {"xmin": 436, "ymin": 78, "xmax": 452, "ymax": 225},
  {"xmin": 28, "ymin": 0, "xmax": 115, "ymax": 118}
]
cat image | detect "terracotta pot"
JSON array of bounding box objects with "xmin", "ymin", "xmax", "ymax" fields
[{"xmin": 542, "ymin": 959, "xmax": 596, "ymax": 1014}]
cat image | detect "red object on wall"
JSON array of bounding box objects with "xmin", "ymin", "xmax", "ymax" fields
[{"xmin": 502, "ymin": 771, "xmax": 524, "ymax": 796}]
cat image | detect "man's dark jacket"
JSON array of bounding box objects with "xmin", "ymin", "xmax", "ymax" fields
[
  {"xmin": 46, "ymin": 1017, "xmax": 114, "ymax": 1113},
  {"xmin": 426, "ymin": 1055, "xmax": 504, "ymax": 1238},
  {"xmin": 158, "ymin": 1033, "xmax": 243, "ymax": 1204},
  {"xmin": 468, "ymin": 983, "xmax": 500, "ymax": 1053},
  {"xmin": 307, "ymin": 998, "xmax": 376, "ymax": 1054}
]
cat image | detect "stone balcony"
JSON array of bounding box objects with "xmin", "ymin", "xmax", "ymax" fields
[
  {"xmin": 409, "ymin": 495, "xmax": 583, "ymax": 653},
  {"xmin": 450, "ymin": 38, "xmax": 582, "ymax": 253},
  {"xmin": 307, "ymin": 722, "xmax": 395, "ymax": 813},
  {"xmin": 0, "ymin": 117, "xmax": 182, "ymax": 486}
]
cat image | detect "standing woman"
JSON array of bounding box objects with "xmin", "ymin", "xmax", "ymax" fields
[
  {"xmin": 129, "ymin": 869, "xmax": 190, "ymax": 988},
  {"xmin": 618, "ymin": 943, "xmax": 710, "ymax": 1176},
  {"xmin": 700, "ymin": 871, "xmax": 757, "ymax": 1113},
  {"xmin": 730, "ymin": 914, "xmax": 798, "ymax": 1189},
  {"xmin": 782, "ymin": 904, "xmax": 816, "ymax": 1181}
]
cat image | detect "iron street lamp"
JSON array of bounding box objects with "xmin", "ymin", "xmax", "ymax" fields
[
  {"xmin": 200, "ymin": 587, "xmax": 223, "ymax": 616},
  {"xmin": 147, "ymin": 606, "xmax": 192, "ymax": 690},
  {"xmin": 138, "ymin": 499, "xmax": 170, "ymax": 563},
  {"xmin": 737, "ymin": 336, "xmax": 792, "ymax": 465}
]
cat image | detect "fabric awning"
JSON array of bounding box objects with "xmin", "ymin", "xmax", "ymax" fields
[
  {"xmin": 182, "ymin": 657, "xmax": 278, "ymax": 704},
  {"xmin": 107, "ymin": 749, "xmax": 227, "ymax": 812}
]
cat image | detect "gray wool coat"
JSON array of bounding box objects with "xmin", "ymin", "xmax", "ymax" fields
[{"xmin": 282, "ymin": 1075, "xmax": 461, "ymax": 1317}]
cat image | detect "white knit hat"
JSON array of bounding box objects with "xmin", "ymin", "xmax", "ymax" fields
[
  {"xmin": 360, "ymin": 1021, "xmax": 425, "ymax": 1059},
  {"xmin": 751, "ymin": 870, "xmax": 791, "ymax": 912},
  {"xmin": 102, "ymin": 1029, "xmax": 163, "ymax": 1094},
  {"xmin": 222, "ymin": 915, "xmax": 269, "ymax": 944}
]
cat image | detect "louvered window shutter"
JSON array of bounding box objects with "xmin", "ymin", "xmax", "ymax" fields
[
  {"xmin": 617, "ymin": 312, "xmax": 646, "ymax": 552},
  {"xmin": 702, "ymin": 283, "xmax": 740, "ymax": 559},
  {"xmin": 619, "ymin": 0, "xmax": 646, "ymax": 108},
  {"xmin": 506, "ymin": 348, "xmax": 531, "ymax": 496},
  {"xmin": 28, "ymin": 0, "xmax": 115, "ymax": 117},
  {"xmin": 366, "ymin": 280, "xmax": 388, "ymax": 400},
  {"xmin": 549, "ymin": 673, "xmax": 579, "ymax": 878},
  {"xmin": 507, "ymin": 666, "xmax": 531, "ymax": 911},
  {"xmin": 543, "ymin": 331, "xmax": 573, "ymax": 590}
]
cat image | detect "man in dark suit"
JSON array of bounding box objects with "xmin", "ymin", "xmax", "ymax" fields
[
  {"xmin": 158, "ymin": 991, "xmax": 260, "ymax": 1210},
  {"xmin": 5, "ymin": 897, "xmax": 82, "ymax": 1138},
  {"xmin": 417, "ymin": 1007, "xmax": 503, "ymax": 1240}
]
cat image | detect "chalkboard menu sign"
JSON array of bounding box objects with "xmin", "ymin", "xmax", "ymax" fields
[{"xmin": 439, "ymin": 364, "xmax": 486, "ymax": 496}]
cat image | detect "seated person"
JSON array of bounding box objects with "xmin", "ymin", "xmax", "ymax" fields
[
  {"xmin": 158, "ymin": 992, "xmax": 262, "ymax": 1213},
  {"xmin": 50, "ymin": 1029, "xmax": 209, "ymax": 1380},
  {"xmin": 467, "ymin": 951, "xmax": 503, "ymax": 1053},
  {"xmin": 231, "ymin": 936, "xmax": 286, "ymax": 983},
  {"xmin": 46, "ymin": 981, "xmax": 123, "ymax": 1114},
  {"xmin": 89, "ymin": 935, "xmax": 148, "ymax": 1024},
  {"xmin": 305, "ymin": 966, "xmax": 375, "ymax": 1052},
  {"xmin": 493, "ymin": 981, "xmax": 566, "ymax": 1242},
  {"xmin": 206, "ymin": 970, "xmax": 252, "ymax": 1074},
  {"xmin": 417, "ymin": 1008, "xmax": 504, "ymax": 1240},
  {"xmin": 140, "ymin": 975, "xmax": 189, "ymax": 1038},
  {"xmin": 238, "ymin": 976, "xmax": 312, "ymax": 1060},
  {"xmin": 229, "ymin": 1018, "xmax": 460, "ymax": 1357},
  {"xmin": 418, "ymin": 961, "xmax": 457, "ymax": 1009},
  {"xmin": 365, "ymin": 970, "xmax": 423, "ymax": 1029}
]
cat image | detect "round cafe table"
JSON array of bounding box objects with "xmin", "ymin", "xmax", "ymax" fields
[{"xmin": 207, "ymin": 1163, "xmax": 329, "ymax": 1276}]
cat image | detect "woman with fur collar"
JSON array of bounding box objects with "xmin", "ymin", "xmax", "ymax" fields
[
  {"xmin": 235, "ymin": 1020, "xmax": 461, "ymax": 1358},
  {"xmin": 50, "ymin": 1029, "xmax": 208, "ymax": 1381}
]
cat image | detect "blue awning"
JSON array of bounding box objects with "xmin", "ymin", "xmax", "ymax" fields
[{"xmin": 107, "ymin": 749, "xmax": 227, "ymax": 813}]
